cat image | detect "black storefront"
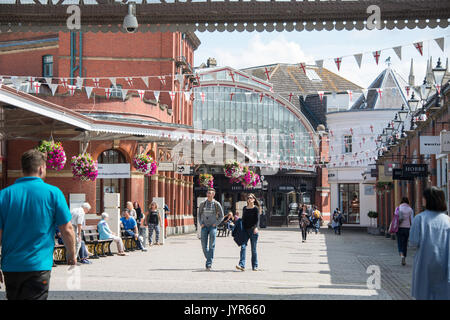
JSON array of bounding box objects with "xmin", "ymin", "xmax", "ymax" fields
[{"xmin": 193, "ymin": 170, "xmax": 317, "ymax": 227}]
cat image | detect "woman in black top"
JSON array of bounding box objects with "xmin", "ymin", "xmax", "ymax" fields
[
  {"xmin": 236, "ymin": 193, "xmax": 260, "ymax": 271},
  {"xmin": 146, "ymin": 201, "xmax": 162, "ymax": 245}
]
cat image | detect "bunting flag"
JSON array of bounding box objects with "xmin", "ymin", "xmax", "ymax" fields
[
  {"xmin": 67, "ymin": 85, "xmax": 77, "ymax": 96},
  {"xmin": 405, "ymin": 86, "xmax": 410, "ymax": 97},
  {"xmin": 264, "ymin": 67, "xmax": 270, "ymax": 81},
  {"xmin": 414, "ymin": 42, "xmax": 424, "ymax": 56},
  {"xmin": 230, "ymin": 92, "xmax": 235, "ymax": 101},
  {"xmin": 373, "ymin": 51, "xmax": 381, "ymax": 65},
  {"xmin": 11, "ymin": 76, "xmax": 23, "ymax": 90},
  {"xmin": 121, "ymin": 89, "xmax": 128, "ymax": 101},
  {"xmin": 200, "ymin": 92, "xmax": 205, "ymax": 103},
  {"xmin": 377, "ymin": 88, "xmax": 383, "ymax": 99},
  {"xmin": 435, "ymin": 37, "xmax": 445, "ymax": 52},
  {"xmin": 169, "ymin": 91, "xmax": 176, "ymax": 101},
  {"xmin": 105, "ymin": 87, "xmax": 112, "ymax": 99},
  {"xmin": 44, "ymin": 77, "xmax": 52, "ymax": 85},
  {"xmin": 49, "ymin": 83, "xmax": 58, "ymax": 96},
  {"xmin": 334, "ymin": 57, "xmax": 342, "ymax": 71},
  {"xmin": 138, "ymin": 90, "xmax": 145, "ymax": 101},
  {"xmin": 28, "ymin": 77, "xmax": 35, "ymax": 88},
  {"xmin": 315, "ymin": 60, "xmax": 324, "ymax": 70},
  {"xmin": 298, "ymin": 63, "xmax": 306, "ymax": 74},
  {"xmin": 370, "ymin": 125, "xmax": 374, "ymax": 133},
  {"xmin": 154, "ymin": 90, "xmax": 160, "ymax": 101},
  {"xmin": 93, "ymin": 78, "xmax": 100, "ymax": 88},
  {"xmin": 363, "ymin": 89, "xmax": 368, "ymax": 101},
  {"xmin": 85, "ymin": 86, "xmax": 93, "ymax": 99},
  {"xmin": 76, "ymin": 77, "xmax": 83, "ymax": 89},
  {"xmin": 159, "ymin": 76, "xmax": 166, "ymax": 86},
  {"xmin": 125, "ymin": 77, "xmax": 133, "ymax": 87},
  {"xmin": 436, "ymin": 84, "xmax": 441, "ymax": 95},
  {"xmin": 259, "ymin": 92, "xmax": 264, "ymax": 103},
  {"xmin": 288, "ymin": 92, "xmax": 293, "ymax": 102},
  {"xmin": 354, "ymin": 53, "xmax": 363, "ymax": 69},
  {"xmin": 109, "ymin": 77, "xmax": 116, "ymax": 88},
  {"xmin": 33, "ymin": 82, "xmax": 41, "ymax": 94},
  {"xmin": 393, "ymin": 46, "xmax": 402, "ymax": 60},
  {"xmin": 349, "ymin": 128, "xmax": 353, "ymax": 135},
  {"xmin": 347, "ymin": 90, "xmax": 353, "ymax": 101},
  {"xmin": 142, "ymin": 77, "xmax": 149, "ymax": 88},
  {"xmin": 229, "ymin": 71, "xmax": 235, "ymax": 82},
  {"xmin": 318, "ymin": 91, "xmax": 324, "ymax": 102}
]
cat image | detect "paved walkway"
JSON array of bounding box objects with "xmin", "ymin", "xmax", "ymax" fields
[{"xmin": 0, "ymin": 227, "xmax": 415, "ymax": 300}]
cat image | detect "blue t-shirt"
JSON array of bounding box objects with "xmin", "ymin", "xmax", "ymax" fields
[
  {"xmin": 97, "ymin": 220, "xmax": 113, "ymax": 240},
  {"xmin": 121, "ymin": 216, "xmax": 137, "ymax": 231},
  {"xmin": 0, "ymin": 177, "xmax": 71, "ymax": 272}
]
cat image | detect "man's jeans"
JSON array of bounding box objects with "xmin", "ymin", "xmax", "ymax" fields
[
  {"xmin": 239, "ymin": 230, "xmax": 259, "ymax": 269},
  {"xmin": 201, "ymin": 226, "xmax": 217, "ymax": 267},
  {"xmin": 125, "ymin": 230, "xmax": 144, "ymax": 250}
]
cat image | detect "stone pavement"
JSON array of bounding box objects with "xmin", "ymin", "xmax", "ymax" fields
[{"xmin": 0, "ymin": 227, "xmax": 415, "ymax": 300}]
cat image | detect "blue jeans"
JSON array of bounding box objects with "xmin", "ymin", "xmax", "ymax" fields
[
  {"xmin": 239, "ymin": 229, "xmax": 259, "ymax": 269},
  {"xmin": 201, "ymin": 226, "xmax": 217, "ymax": 267},
  {"xmin": 125, "ymin": 230, "xmax": 144, "ymax": 250}
]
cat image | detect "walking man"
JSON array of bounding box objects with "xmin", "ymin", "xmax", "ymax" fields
[
  {"xmin": 198, "ymin": 188, "xmax": 224, "ymax": 270},
  {"xmin": 71, "ymin": 202, "xmax": 92, "ymax": 263},
  {"xmin": 0, "ymin": 149, "xmax": 76, "ymax": 300}
]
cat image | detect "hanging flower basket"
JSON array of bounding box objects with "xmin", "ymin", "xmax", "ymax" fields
[
  {"xmin": 199, "ymin": 173, "xmax": 214, "ymax": 188},
  {"xmin": 133, "ymin": 154, "xmax": 157, "ymax": 176},
  {"xmin": 224, "ymin": 159, "xmax": 244, "ymax": 184},
  {"xmin": 36, "ymin": 140, "xmax": 66, "ymax": 171},
  {"xmin": 71, "ymin": 153, "xmax": 98, "ymax": 181},
  {"xmin": 241, "ymin": 169, "xmax": 261, "ymax": 188}
]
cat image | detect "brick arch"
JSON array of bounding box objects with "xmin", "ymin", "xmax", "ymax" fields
[{"xmin": 92, "ymin": 144, "xmax": 132, "ymax": 165}]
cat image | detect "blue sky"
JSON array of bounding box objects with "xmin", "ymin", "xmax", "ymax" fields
[{"xmin": 195, "ymin": 27, "xmax": 449, "ymax": 89}]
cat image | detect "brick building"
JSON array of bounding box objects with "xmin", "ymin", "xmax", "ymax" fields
[{"xmin": 0, "ymin": 31, "xmax": 204, "ymax": 235}]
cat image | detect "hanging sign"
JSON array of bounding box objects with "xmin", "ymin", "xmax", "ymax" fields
[
  {"xmin": 440, "ymin": 130, "xmax": 450, "ymax": 154},
  {"xmin": 420, "ymin": 136, "xmax": 440, "ymax": 155},
  {"xmin": 97, "ymin": 163, "xmax": 131, "ymax": 179},
  {"xmin": 403, "ymin": 164, "xmax": 428, "ymax": 178}
]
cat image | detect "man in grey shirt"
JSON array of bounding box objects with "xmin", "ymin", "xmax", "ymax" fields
[{"xmin": 198, "ymin": 188, "xmax": 224, "ymax": 270}]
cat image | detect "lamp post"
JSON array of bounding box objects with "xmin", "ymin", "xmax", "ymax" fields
[{"xmin": 432, "ymin": 58, "xmax": 447, "ymax": 109}]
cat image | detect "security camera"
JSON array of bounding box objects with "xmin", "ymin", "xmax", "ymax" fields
[{"xmin": 123, "ymin": 2, "xmax": 138, "ymax": 33}]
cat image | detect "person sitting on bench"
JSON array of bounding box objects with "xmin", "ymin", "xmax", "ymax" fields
[
  {"xmin": 98, "ymin": 213, "xmax": 127, "ymax": 256},
  {"xmin": 120, "ymin": 210, "xmax": 147, "ymax": 252}
]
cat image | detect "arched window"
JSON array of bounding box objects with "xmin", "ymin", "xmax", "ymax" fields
[{"xmin": 96, "ymin": 149, "xmax": 128, "ymax": 213}]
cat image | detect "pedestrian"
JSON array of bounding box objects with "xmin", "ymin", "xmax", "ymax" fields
[
  {"xmin": 299, "ymin": 212, "xmax": 310, "ymax": 243},
  {"xmin": 126, "ymin": 201, "xmax": 137, "ymax": 220},
  {"xmin": 0, "ymin": 149, "xmax": 76, "ymax": 300},
  {"xmin": 146, "ymin": 201, "xmax": 162, "ymax": 246},
  {"xmin": 312, "ymin": 206, "xmax": 322, "ymax": 234},
  {"xmin": 98, "ymin": 212, "xmax": 127, "ymax": 256},
  {"xmin": 71, "ymin": 202, "xmax": 93, "ymax": 264},
  {"xmin": 163, "ymin": 203, "xmax": 170, "ymax": 238},
  {"xmin": 133, "ymin": 201, "xmax": 144, "ymax": 230},
  {"xmin": 409, "ymin": 187, "xmax": 450, "ymax": 300},
  {"xmin": 120, "ymin": 210, "xmax": 147, "ymax": 252},
  {"xmin": 236, "ymin": 193, "xmax": 260, "ymax": 272},
  {"xmin": 396, "ymin": 197, "xmax": 413, "ymax": 266},
  {"xmin": 306, "ymin": 205, "xmax": 314, "ymax": 234},
  {"xmin": 198, "ymin": 188, "xmax": 224, "ymax": 270},
  {"xmin": 331, "ymin": 209, "xmax": 339, "ymax": 234}
]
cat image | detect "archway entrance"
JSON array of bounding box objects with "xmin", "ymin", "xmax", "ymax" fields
[{"xmin": 96, "ymin": 149, "xmax": 129, "ymax": 214}]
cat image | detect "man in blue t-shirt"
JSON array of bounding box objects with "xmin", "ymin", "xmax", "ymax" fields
[
  {"xmin": 120, "ymin": 210, "xmax": 147, "ymax": 251},
  {"xmin": 0, "ymin": 149, "xmax": 76, "ymax": 300}
]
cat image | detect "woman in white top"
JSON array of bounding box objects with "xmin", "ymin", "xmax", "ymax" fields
[
  {"xmin": 396, "ymin": 197, "xmax": 413, "ymax": 266},
  {"xmin": 126, "ymin": 201, "xmax": 137, "ymax": 220}
]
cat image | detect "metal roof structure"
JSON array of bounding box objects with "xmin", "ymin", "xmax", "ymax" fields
[{"xmin": 0, "ymin": 0, "xmax": 448, "ymax": 33}]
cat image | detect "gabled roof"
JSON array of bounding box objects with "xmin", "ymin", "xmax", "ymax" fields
[{"xmin": 350, "ymin": 66, "xmax": 409, "ymax": 111}]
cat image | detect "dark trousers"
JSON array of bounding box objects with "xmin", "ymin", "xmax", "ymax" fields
[
  {"xmin": 397, "ymin": 227, "xmax": 410, "ymax": 257},
  {"xmin": 3, "ymin": 270, "xmax": 51, "ymax": 300},
  {"xmin": 300, "ymin": 227, "xmax": 307, "ymax": 241}
]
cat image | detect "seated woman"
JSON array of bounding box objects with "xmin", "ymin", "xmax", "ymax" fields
[{"xmin": 98, "ymin": 212, "xmax": 127, "ymax": 256}]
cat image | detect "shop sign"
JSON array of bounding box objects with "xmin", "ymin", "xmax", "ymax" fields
[
  {"xmin": 403, "ymin": 164, "xmax": 428, "ymax": 177},
  {"xmin": 176, "ymin": 165, "xmax": 194, "ymax": 175},
  {"xmin": 158, "ymin": 162, "xmax": 174, "ymax": 171},
  {"xmin": 278, "ymin": 185, "xmax": 295, "ymax": 191},
  {"xmin": 392, "ymin": 168, "xmax": 414, "ymax": 180},
  {"xmin": 371, "ymin": 169, "xmax": 378, "ymax": 177},
  {"xmin": 98, "ymin": 163, "xmax": 130, "ymax": 179},
  {"xmin": 440, "ymin": 130, "xmax": 450, "ymax": 154},
  {"xmin": 420, "ymin": 136, "xmax": 440, "ymax": 155},
  {"xmin": 384, "ymin": 161, "xmax": 400, "ymax": 176}
]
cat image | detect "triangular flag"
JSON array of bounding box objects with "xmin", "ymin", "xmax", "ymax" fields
[
  {"xmin": 33, "ymin": 82, "xmax": 41, "ymax": 94},
  {"xmin": 347, "ymin": 90, "xmax": 353, "ymax": 102},
  {"xmin": 436, "ymin": 84, "xmax": 441, "ymax": 95},
  {"xmin": 230, "ymin": 92, "xmax": 235, "ymax": 101},
  {"xmin": 405, "ymin": 86, "xmax": 410, "ymax": 97},
  {"xmin": 298, "ymin": 63, "xmax": 306, "ymax": 74},
  {"xmin": 414, "ymin": 42, "xmax": 424, "ymax": 56},
  {"xmin": 11, "ymin": 76, "xmax": 23, "ymax": 90},
  {"xmin": 288, "ymin": 92, "xmax": 294, "ymax": 102},
  {"xmin": 93, "ymin": 78, "xmax": 100, "ymax": 88},
  {"xmin": 377, "ymin": 88, "xmax": 383, "ymax": 100},
  {"xmin": 109, "ymin": 77, "xmax": 116, "ymax": 88},
  {"xmin": 28, "ymin": 77, "xmax": 35, "ymax": 88},
  {"xmin": 125, "ymin": 77, "xmax": 133, "ymax": 87},
  {"xmin": 121, "ymin": 89, "xmax": 128, "ymax": 101},
  {"xmin": 67, "ymin": 85, "xmax": 77, "ymax": 96},
  {"xmin": 200, "ymin": 92, "xmax": 205, "ymax": 103},
  {"xmin": 259, "ymin": 92, "xmax": 264, "ymax": 103},
  {"xmin": 158, "ymin": 76, "xmax": 166, "ymax": 86},
  {"xmin": 141, "ymin": 77, "xmax": 149, "ymax": 88},
  {"xmin": 363, "ymin": 89, "xmax": 368, "ymax": 100},
  {"xmin": 138, "ymin": 90, "xmax": 145, "ymax": 101},
  {"xmin": 169, "ymin": 91, "xmax": 176, "ymax": 101},
  {"xmin": 175, "ymin": 74, "xmax": 184, "ymax": 84},
  {"xmin": 315, "ymin": 60, "xmax": 323, "ymax": 70},
  {"xmin": 434, "ymin": 37, "xmax": 445, "ymax": 52},
  {"xmin": 85, "ymin": 86, "xmax": 93, "ymax": 99},
  {"xmin": 373, "ymin": 51, "xmax": 381, "ymax": 65},
  {"xmin": 154, "ymin": 91, "xmax": 160, "ymax": 101},
  {"xmin": 44, "ymin": 77, "xmax": 52, "ymax": 85},
  {"xmin": 49, "ymin": 83, "xmax": 58, "ymax": 96},
  {"xmin": 354, "ymin": 53, "xmax": 363, "ymax": 68},
  {"xmin": 76, "ymin": 76, "xmax": 83, "ymax": 89},
  {"xmin": 105, "ymin": 87, "xmax": 112, "ymax": 99},
  {"xmin": 334, "ymin": 57, "xmax": 342, "ymax": 71},
  {"xmin": 264, "ymin": 67, "xmax": 271, "ymax": 81},
  {"xmin": 318, "ymin": 91, "xmax": 324, "ymax": 102},
  {"xmin": 393, "ymin": 46, "xmax": 402, "ymax": 60}
]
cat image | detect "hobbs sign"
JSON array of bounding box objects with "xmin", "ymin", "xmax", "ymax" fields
[{"xmin": 440, "ymin": 130, "xmax": 450, "ymax": 154}]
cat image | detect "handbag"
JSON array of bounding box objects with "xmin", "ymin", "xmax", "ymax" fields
[{"xmin": 388, "ymin": 207, "xmax": 400, "ymax": 234}]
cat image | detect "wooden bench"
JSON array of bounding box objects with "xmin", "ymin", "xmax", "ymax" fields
[
  {"xmin": 82, "ymin": 225, "xmax": 113, "ymax": 258},
  {"xmin": 121, "ymin": 227, "xmax": 136, "ymax": 252},
  {"xmin": 217, "ymin": 221, "xmax": 232, "ymax": 237}
]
